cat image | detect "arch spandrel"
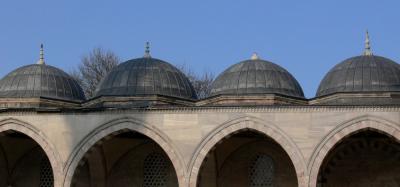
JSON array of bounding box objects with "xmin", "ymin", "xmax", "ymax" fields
[
  {"xmin": 0, "ymin": 118, "xmax": 63, "ymax": 187},
  {"xmin": 64, "ymin": 117, "xmax": 186, "ymax": 187},
  {"xmin": 308, "ymin": 115, "xmax": 400, "ymax": 187},
  {"xmin": 188, "ymin": 116, "xmax": 308, "ymax": 187}
]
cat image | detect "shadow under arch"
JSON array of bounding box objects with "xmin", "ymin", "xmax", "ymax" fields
[
  {"xmin": 63, "ymin": 117, "xmax": 186, "ymax": 187},
  {"xmin": 308, "ymin": 115, "xmax": 400, "ymax": 187},
  {"xmin": 0, "ymin": 118, "xmax": 63, "ymax": 187},
  {"xmin": 188, "ymin": 116, "xmax": 307, "ymax": 187}
]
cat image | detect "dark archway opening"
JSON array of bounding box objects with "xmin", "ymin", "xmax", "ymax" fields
[
  {"xmin": 317, "ymin": 130, "xmax": 400, "ymax": 187},
  {"xmin": 0, "ymin": 130, "xmax": 54, "ymax": 187},
  {"xmin": 197, "ymin": 130, "xmax": 298, "ymax": 187},
  {"xmin": 71, "ymin": 131, "xmax": 178, "ymax": 187}
]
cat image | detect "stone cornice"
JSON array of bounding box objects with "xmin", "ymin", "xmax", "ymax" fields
[
  {"xmin": 83, "ymin": 95, "xmax": 195, "ymax": 107},
  {"xmin": 197, "ymin": 94, "xmax": 307, "ymax": 106},
  {"xmin": 1, "ymin": 105, "xmax": 400, "ymax": 116},
  {"xmin": 310, "ymin": 92, "xmax": 400, "ymax": 104}
]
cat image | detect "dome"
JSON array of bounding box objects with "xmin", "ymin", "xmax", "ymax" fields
[
  {"xmin": 316, "ymin": 32, "xmax": 400, "ymax": 97},
  {"xmin": 0, "ymin": 45, "xmax": 85, "ymax": 102},
  {"xmin": 210, "ymin": 54, "xmax": 304, "ymax": 98},
  {"xmin": 95, "ymin": 49, "xmax": 197, "ymax": 100},
  {"xmin": 316, "ymin": 55, "xmax": 400, "ymax": 97},
  {"xmin": 0, "ymin": 64, "xmax": 85, "ymax": 101}
]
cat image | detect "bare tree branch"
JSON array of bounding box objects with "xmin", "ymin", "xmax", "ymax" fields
[
  {"xmin": 176, "ymin": 63, "xmax": 215, "ymax": 99},
  {"xmin": 70, "ymin": 47, "xmax": 120, "ymax": 98}
]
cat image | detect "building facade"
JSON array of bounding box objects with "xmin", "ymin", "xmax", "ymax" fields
[{"xmin": 0, "ymin": 34, "xmax": 399, "ymax": 187}]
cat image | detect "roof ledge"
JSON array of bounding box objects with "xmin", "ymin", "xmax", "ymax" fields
[{"xmin": 197, "ymin": 93, "xmax": 307, "ymax": 106}]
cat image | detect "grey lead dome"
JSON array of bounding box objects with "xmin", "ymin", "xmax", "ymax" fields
[
  {"xmin": 316, "ymin": 55, "xmax": 400, "ymax": 97},
  {"xmin": 95, "ymin": 57, "xmax": 197, "ymax": 100},
  {"xmin": 0, "ymin": 64, "xmax": 86, "ymax": 101},
  {"xmin": 211, "ymin": 56, "xmax": 304, "ymax": 98}
]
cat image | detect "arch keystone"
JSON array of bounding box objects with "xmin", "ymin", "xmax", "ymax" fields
[
  {"xmin": 0, "ymin": 118, "xmax": 63, "ymax": 187},
  {"xmin": 308, "ymin": 115, "xmax": 400, "ymax": 187},
  {"xmin": 64, "ymin": 117, "xmax": 186, "ymax": 187},
  {"xmin": 188, "ymin": 116, "xmax": 307, "ymax": 187}
]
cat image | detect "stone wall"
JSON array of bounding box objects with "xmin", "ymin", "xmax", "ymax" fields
[{"xmin": 0, "ymin": 106, "xmax": 399, "ymax": 186}]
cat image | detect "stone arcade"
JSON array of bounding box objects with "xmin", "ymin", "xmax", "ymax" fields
[{"xmin": 0, "ymin": 33, "xmax": 399, "ymax": 187}]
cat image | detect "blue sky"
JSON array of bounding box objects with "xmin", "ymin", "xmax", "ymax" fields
[{"xmin": 0, "ymin": 0, "xmax": 399, "ymax": 98}]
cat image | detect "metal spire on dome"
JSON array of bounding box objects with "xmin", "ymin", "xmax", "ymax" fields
[
  {"xmin": 363, "ymin": 30, "xmax": 373, "ymax": 56},
  {"xmin": 37, "ymin": 44, "xmax": 45, "ymax": 65},
  {"xmin": 144, "ymin": 42, "xmax": 151, "ymax": 58},
  {"xmin": 251, "ymin": 52, "xmax": 260, "ymax": 60}
]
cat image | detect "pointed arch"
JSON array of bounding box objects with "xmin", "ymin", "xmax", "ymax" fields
[
  {"xmin": 0, "ymin": 118, "xmax": 62, "ymax": 187},
  {"xmin": 308, "ymin": 115, "xmax": 400, "ymax": 187},
  {"xmin": 188, "ymin": 116, "xmax": 307, "ymax": 187},
  {"xmin": 63, "ymin": 117, "xmax": 186, "ymax": 187}
]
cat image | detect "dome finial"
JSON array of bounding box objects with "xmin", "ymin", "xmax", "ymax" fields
[
  {"xmin": 363, "ymin": 30, "xmax": 373, "ymax": 56},
  {"xmin": 144, "ymin": 42, "xmax": 151, "ymax": 58},
  {"xmin": 251, "ymin": 52, "xmax": 260, "ymax": 60},
  {"xmin": 37, "ymin": 44, "xmax": 45, "ymax": 65}
]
